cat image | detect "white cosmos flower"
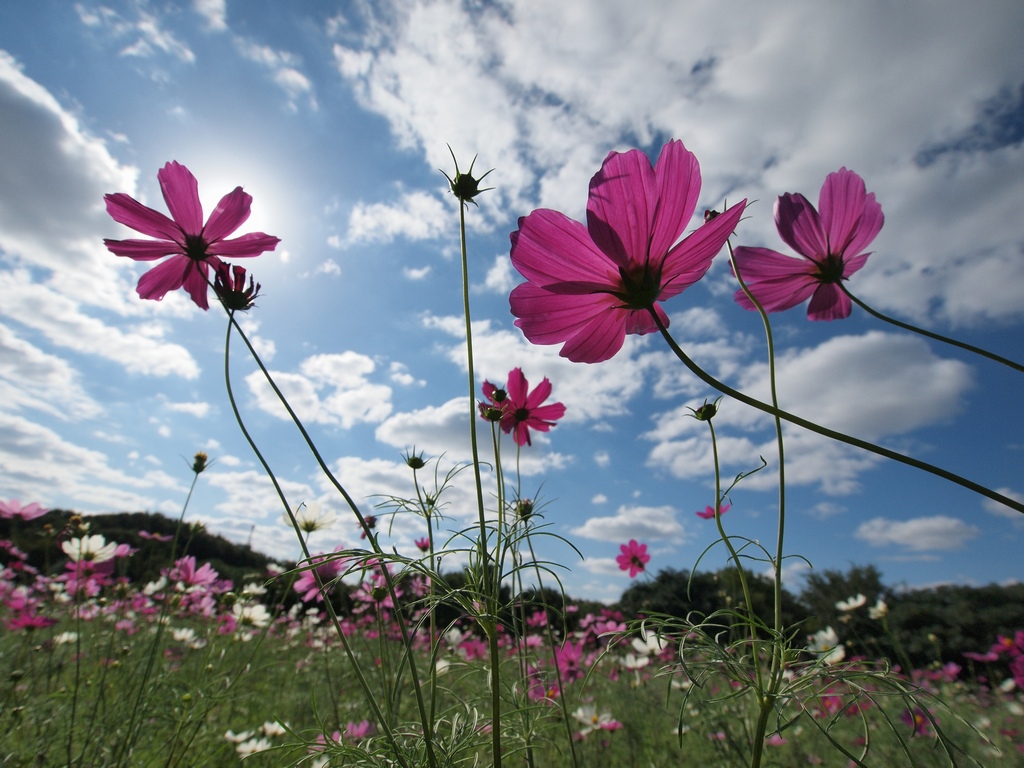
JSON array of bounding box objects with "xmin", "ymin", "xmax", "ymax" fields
[
  {"xmin": 808, "ymin": 627, "xmax": 846, "ymax": 665},
  {"xmin": 868, "ymin": 598, "xmax": 889, "ymax": 620},
  {"xmin": 232, "ymin": 602, "xmax": 271, "ymax": 629},
  {"xmin": 285, "ymin": 502, "xmax": 336, "ymax": 535},
  {"xmin": 835, "ymin": 594, "xmax": 867, "ymax": 612},
  {"xmin": 61, "ymin": 534, "xmax": 118, "ymax": 563}
]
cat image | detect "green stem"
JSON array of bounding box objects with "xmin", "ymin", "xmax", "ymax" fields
[
  {"xmin": 730, "ymin": 241, "xmax": 789, "ymax": 764},
  {"xmin": 648, "ymin": 312, "xmax": 1024, "ymax": 515},
  {"xmin": 455, "ymin": 197, "xmax": 503, "ymax": 768},
  {"xmin": 840, "ymin": 283, "xmax": 1024, "ymax": 373},
  {"xmin": 221, "ymin": 314, "xmax": 417, "ymax": 768},
  {"xmin": 223, "ymin": 311, "xmax": 438, "ymax": 768}
]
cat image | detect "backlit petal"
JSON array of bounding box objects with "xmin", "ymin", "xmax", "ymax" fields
[
  {"xmin": 104, "ymin": 237, "xmax": 181, "ymax": 261},
  {"xmin": 104, "ymin": 193, "xmax": 181, "ymax": 241},
  {"xmin": 135, "ymin": 255, "xmax": 188, "ymax": 301},
  {"xmin": 650, "ymin": 139, "xmax": 702, "ymax": 264},
  {"xmin": 511, "ymin": 210, "xmax": 617, "ymax": 288},
  {"xmin": 775, "ymin": 193, "xmax": 827, "ymax": 259},
  {"xmin": 806, "ymin": 283, "xmax": 851, "ymax": 320},
  {"xmin": 586, "ymin": 148, "xmax": 657, "ymax": 269},
  {"xmin": 158, "ymin": 161, "xmax": 204, "ymax": 234},
  {"xmin": 845, "ymin": 192, "xmax": 884, "ymax": 258},
  {"xmin": 818, "ymin": 168, "xmax": 869, "ymax": 255},
  {"xmin": 659, "ymin": 200, "xmax": 746, "ymax": 299},
  {"xmin": 209, "ymin": 231, "xmax": 281, "ymax": 258},
  {"xmin": 203, "ymin": 187, "xmax": 253, "ymax": 243}
]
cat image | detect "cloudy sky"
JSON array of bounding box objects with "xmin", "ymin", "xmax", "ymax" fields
[{"xmin": 1, "ymin": 0, "xmax": 1022, "ymax": 602}]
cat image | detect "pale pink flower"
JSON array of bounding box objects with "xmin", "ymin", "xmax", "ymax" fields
[
  {"xmin": 104, "ymin": 161, "xmax": 280, "ymax": 310},
  {"xmin": 616, "ymin": 540, "xmax": 650, "ymax": 578},
  {"xmin": 732, "ymin": 168, "xmax": 883, "ymax": 320},
  {"xmin": 510, "ymin": 140, "xmax": 745, "ymax": 363},
  {"xmin": 0, "ymin": 500, "xmax": 48, "ymax": 520}
]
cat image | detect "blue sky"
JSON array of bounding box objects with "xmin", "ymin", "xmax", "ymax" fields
[{"xmin": 1, "ymin": 0, "xmax": 1022, "ymax": 603}]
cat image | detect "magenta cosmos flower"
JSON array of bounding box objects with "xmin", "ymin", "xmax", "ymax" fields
[
  {"xmin": 695, "ymin": 501, "xmax": 731, "ymax": 520},
  {"xmin": 480, "ymin": 367, "xmax": 566, "ymax": 446},
  {"xmin": 104, "ymin": 161, "xmax": 280, "ymax": 310},
  {"xmin": 509, "ymin": 140, "xmax": 746, "ymax": 363},
  {"xmin": 616, "ymin": 540, "xmax": 650, "ymax": 578},
  {"xmin": 732, "ymin": 168, "xmax": 883, "ymax": 321}
]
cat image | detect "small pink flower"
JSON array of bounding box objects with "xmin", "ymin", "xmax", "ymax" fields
[
  {"xmin": 414, "ymin": 537, "xmax": 430, "ymax": 553},
  {"xmin": 0, "ymin": 500, "xmax": 49, "ymax": 521},
  {"xmin": 344, "ymin": 720, "xmax": 375, "ymax": 741},
  {"xmin": 481, "ymin": 368, "xmax": 566, "ymax": 446},
  {"xmin": 695, "ymin": 502, "xmax": 731, "ymax": 520},
  {"xmin": 104, "ymin": 161, "xmax": 280, "ymax": 310},
  {"xmin": 509, "ymin": 139, "xmax": 745, "ymax": 363},
  {"xmin": 616, "ymin": 540, "xmax": 650, "ymax": 578},
  {"xmin": 732, "ymin": 168, "xmax": 883, "ymax": 321}
]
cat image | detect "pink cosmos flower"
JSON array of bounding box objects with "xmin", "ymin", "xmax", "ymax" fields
[
  {"xmin": 509, "ymin": 139, "xmax": 746, "ymax": 363},
  {"xmin": 480, "ymin": 368, "xmax": 566, "ymax": 446},
  {"xmin": 0, "ymin": 500, "xmax": 49, "ymax": 521},
  {"xmin": 104, "ymin": 161, "xmax": 280, "ymax": 310},
  {"xmin": 732, "ymin": 168, "xmax": 883, "ymax": 321},
  {"xmin": 616, "ymin": 540, "xmax": 650, "ymax": 578},
  {"xmin": 695, "ymin": 502, "xmax": 731, "ymax": 520}
]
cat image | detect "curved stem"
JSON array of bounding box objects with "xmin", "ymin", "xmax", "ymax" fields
[
  {"xmin": 840, "ymin": 283, "xmax": 1024, "ymax": 373},
  {"xmin": 222, "ymin": 314, "xmax": 418, "ymax": 768},
  {"xmin": 649, "ymin": 312, "xmax": 1024, "ymax": 515}
]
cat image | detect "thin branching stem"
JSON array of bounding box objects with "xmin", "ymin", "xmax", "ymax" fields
[
  {"xmin": 840, "ymin": 282, "xmax": 1024, "ymax": 373},
  {"xmin": 648, "ymin": 311, "xmax": 1024, "ymax": 515}
]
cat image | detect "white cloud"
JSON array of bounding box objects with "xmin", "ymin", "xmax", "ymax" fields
[
  {"xmin": 194, "ymin": 0, "xmax": 227, "ymax": 31},
  {"xmin": 316, "ymin": 259, "xmax": 342, "ymax": 276},
  {"xmin": 165, "ymin": 401, "xmax": 212, "ymax": 418},
  {"xmin": 346, "ymin": 190, "xmax": 450, "ymax": 244},
  {"xmin": 234, "ymin": 38, "xmax": 316, "ymax": 110},
  {"xmin": 644, "ymin": 332, "xmax": 973, "ymax": 494},
  {"xmin": 0, "ymin": 324, "xmax": 101, "ymax": 420},
  {"xmin": 76, "ymin": 3, "xmax": 195, "ymax": 63},
  {"xmin": 481, "ymin": 254, "xmax": 515, "ymax": 294},
  {"xmin": 983, "ymin": 487, "xmax": 1024, "ymax": 521},
  {"xmin": 0, "ymin": 412, "xmax": 180, "ymax": 513},
  {"xmin": 330, "ymin": 0, "xmax": 1024, "ymax": 325},
  {"xmin": 855, "ymin": 516, "xmax": 981, "ymax": 551},
  {"xmin": 403, "ymin": 265, "xmax": 432, "ymax": 280},
  {"xmin": 571, "ymin": 504, "xmax": 686, "ymax": 544},
  {"xmin": 246, "ymin": 352, "xmax": 393, "ymax": 429}
]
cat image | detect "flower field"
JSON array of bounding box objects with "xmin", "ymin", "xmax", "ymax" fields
[{"xmin": 2, "ymin": 505, "xmax": 1024, "ymax": 767}]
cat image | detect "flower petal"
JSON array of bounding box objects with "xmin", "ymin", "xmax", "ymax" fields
[
  {"xmin": 732, "ymin": 247, "xmax": 819, "ymax": 312},
  {"xmin": 775, "ymin": 192, "xmax": 827, "ymax": 260},
  {"xmin": 104, "ymin": 193, "xmax": 181, "ymax": 241},
  {"xmin": 818, "ymin": 168, "xmax": 872, "ymax": 255},
  {"xmin": 511, "ymin": 210, "xmax": 618, "ymax": 289},
  {"xmin": 203, "ymin": 187, "xmax": 253, "ymax": 243},
  {"xmin": 209, "ymin": 231, "xmax": 281, "ymax": 258},
  {"xmin": 650, "ymin": 139, "xmax": 702, "ymax": 263},
  {"xmin": 659, "ymin": 199, "xmax": 746, "ymax": 299},
  {"xmin": 511, "ymin": 283, "xmax": 626, "ymax": 363},
  {"xmin": 506, "ymin": 367, "xmax": 528, "ymax": 404},
  {"xmin": 104, "ymin": 237, "xmax": 181, "ymax": 261},
  {"xmin": 182, "ymin": 258, "xmax": 218, "ymax": 310},
  {"xmin": 586, "ymin": 148, "xmax": 658, "ymax": 270},
  {"xmin": 845, "ymin": 192, "xmax": 884, "ymax": 259},
  {"xmin": 806, "ymin": 283, "xmax": 851, "ymax": 320},
  {"xmin": 135, "ymin": 255, "xmax": 188, "ymax": 301},
  {"xmin": 158, "ymin": 161, "xmax": 204, "ymax": 234},
  {"xmin": 524, "ymin": 376, "xmax": 551, "ymax": 409}
]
